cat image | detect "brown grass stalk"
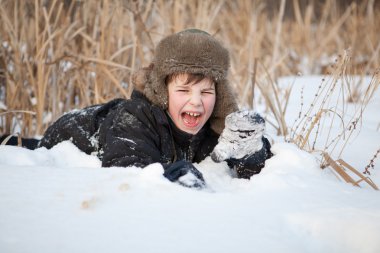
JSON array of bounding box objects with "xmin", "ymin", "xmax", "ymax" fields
[
  {"xmin": 0, "ymin": 0, "xmax": 379, "ymax": 144},
  {"xmin": 323, "ymin": 152, "xmax": 379, "ymax": 190}
]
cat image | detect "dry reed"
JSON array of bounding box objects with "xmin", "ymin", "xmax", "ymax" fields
[
  {"xmin": 1, "ymin": 1, "xmax": 380, "ymax": 184},
  {"xmin": 1, "ymin": 0, "xmax": 379, "ymax": 136},
  {"xmin": 0, "ymin": 0, "xmax": 380, "ymax": 188},
  {"xmin": 322, "ymin": 152, "xmax": 379, "ymax": 190}
]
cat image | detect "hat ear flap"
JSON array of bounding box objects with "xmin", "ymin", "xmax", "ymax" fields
[
  {"xmin": 210, "ymin": 79, "xmax": 239, "ymax": 134},
  {"xmin": 142, "ymin": 64, "xmax": 169, "ymax": 110},
  {"xmin": 132, "ymin": 64, "xmax": 154, "ymax": 93},
  {"xmin": 132, "ymin": 64, "xmax": 169, "ymax": 110}
]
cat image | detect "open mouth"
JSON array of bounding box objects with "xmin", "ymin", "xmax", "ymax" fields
[{"xmin": 182, "ymin": 112, "xmax": 201, "ymax": 127}]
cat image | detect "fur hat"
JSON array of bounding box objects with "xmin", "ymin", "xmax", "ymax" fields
[{"xmin": 132, "ymin": 29, "xmax": 238, "ymax": 134}]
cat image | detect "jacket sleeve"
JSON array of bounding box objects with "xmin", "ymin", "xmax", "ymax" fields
[
  {"xmin": 39, "ymin": 99, "xmax": 124, "ymax": 154},
  {"xmin": 99, "ymin": 99, "xmax": 171, "ymax": 168}
]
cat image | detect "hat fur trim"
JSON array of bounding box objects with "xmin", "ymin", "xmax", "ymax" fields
[{"xmin": 132, "ymin": 30, "xmax": 238, "ymax": 134}]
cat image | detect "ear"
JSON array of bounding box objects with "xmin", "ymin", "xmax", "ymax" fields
[{"xmin": 132, "ymin": 64, "xmax": 154, "ymax": 92}]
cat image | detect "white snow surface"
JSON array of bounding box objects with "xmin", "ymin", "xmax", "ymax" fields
[{"xmin": 1, "ymin": 75, "xmax": 380, "ymax": 253}]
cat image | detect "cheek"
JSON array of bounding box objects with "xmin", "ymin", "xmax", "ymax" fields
[
  {"xmin": 168, "ymin": 94, "xmax": 184, "ymax": 116},
  {"xmin": 168, "ymin": 99, "xmax": 177, "ymax": 115},
  {"xmin": 203, "ymin": 95, "xmax": 216, "ymax": 113}
]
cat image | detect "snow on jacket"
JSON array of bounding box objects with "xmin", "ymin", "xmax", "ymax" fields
[
  {"xmin": 38, "ymin": 30, "xmax": 272, "ymax": 178},
  {"xmin": 39, "ymin": 91, "xmax": 219, "ymax": 168}
]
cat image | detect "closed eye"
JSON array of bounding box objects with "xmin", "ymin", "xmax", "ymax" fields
[{"xmin": 202, "ymin": 88, "xmax": 215, "ymax": 94}]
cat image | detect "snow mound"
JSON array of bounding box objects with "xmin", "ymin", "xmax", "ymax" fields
[
  {"xmin": 1, "ymin": 140, "xmax": 380, "ymax": 253},
  {"xmin": 0, "ymin": 141, "xmax": 101, "ymax": 168}
]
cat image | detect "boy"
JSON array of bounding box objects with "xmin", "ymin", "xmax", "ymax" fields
[{"xmin": 4, "ymin": 29, "xmax": 272, "ymax": 188}]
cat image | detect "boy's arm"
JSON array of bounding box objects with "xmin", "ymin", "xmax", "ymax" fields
[
  {"xmin": 100, "ymin": 100, "xmax": 206, "ymax": 188},
  {"xmin": 100, "ymin": 101, "xmax": 164, "ymax": 168}
]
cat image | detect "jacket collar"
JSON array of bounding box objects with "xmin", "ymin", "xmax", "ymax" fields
[{"xmin": 165, "ymin": 111, "xmax": 208, "ymax": 148}]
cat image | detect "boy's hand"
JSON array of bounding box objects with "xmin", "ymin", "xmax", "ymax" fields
[
  {"xmin": 211, "ymin": 110, "xmax": 266, "ymax": 162},
  {"xmin": 211, "ymin": 110, "xmax": 273, "ymax": 179},
  {"xmin": 226, "ymin": 136, "xmax": 272, "ymax": 178},
  {"xmin": 163, "ymin": 160, "xmax": 206, "ymax": 189}
]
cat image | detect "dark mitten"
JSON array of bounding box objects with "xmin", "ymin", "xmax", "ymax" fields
[
  {"xmin": 163, "ymin": 160, "xmax": 206, "ymax": 189},
  {"xmin": 211, "ymin": 110, "xmax": 273, "ymax": 179},
  {"xmin": 227, "ymin": 137, "xmax": 273, "ymax": 179},
  {"xmin": 211, "ymin": 110, "xmax": 267, "ymax": 162}
]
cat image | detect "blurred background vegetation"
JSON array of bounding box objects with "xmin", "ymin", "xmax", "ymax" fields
[{"xmin": 1, "ymin": 0, "xmax": 379, "ymax": 137}]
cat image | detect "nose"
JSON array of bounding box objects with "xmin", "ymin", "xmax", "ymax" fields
[{"xmin": 189, "ymin": 91, "xmax": 202, "ymax": 106}]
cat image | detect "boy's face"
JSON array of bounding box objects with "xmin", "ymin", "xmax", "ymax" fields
[{"xmin": 167, "ymin": 73, "xmax": 216, "ymax": 135}]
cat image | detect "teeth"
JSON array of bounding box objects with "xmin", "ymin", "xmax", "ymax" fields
[{"xmin": 186, "ymin": 112, "xmax": 200, "ymax": 117}]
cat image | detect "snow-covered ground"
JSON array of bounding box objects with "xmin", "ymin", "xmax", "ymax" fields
[{"xmin": 1, "ymin": 76, "xmax": 379, "ymax": 253}]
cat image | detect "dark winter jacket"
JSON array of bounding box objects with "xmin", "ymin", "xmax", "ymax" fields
[
  {"xmin": 39, "ymin": 91, "xmax": 219, "ymax": 168},
  {"xmin": 9, "ymin": 30, "xmax": 272, "ymax": 183},
  {"xmin": 38, "ymin": 89, "xmax": 272, "ymax": 181}
]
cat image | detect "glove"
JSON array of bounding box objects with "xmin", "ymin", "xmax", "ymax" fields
[
  {"xmin": 210, "ymin": 110, "xmax": 273, "ymax": 178},
  {"xmin": 163, "ymin": 160, "xmax": 206, "ymax": 189},
  {"xmin": 226, "ymin": 137, "xmax": 273, "ymax": 179},
  {"xmin": 211, "ymin": 110, "xmax": 267, "ymax": 162}
]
